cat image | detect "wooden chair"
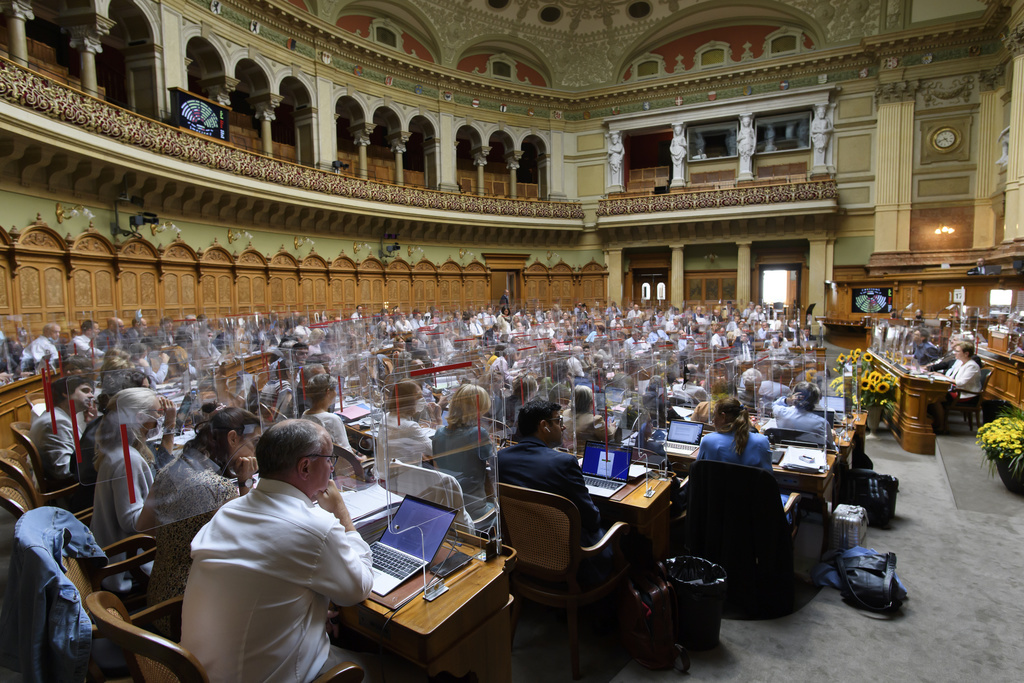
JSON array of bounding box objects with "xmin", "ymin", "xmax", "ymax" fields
[
  {"xmin": 0, "ymin": 448, "xmax": 92, "ymax": 524},
  {"xmin": 0, "ymin": 475, "xmax": 32, "ymax": 518},
  {"xmin": 86, "ymin": 592, "xmax": 364, "ymax": 683},
  {"xmin": 498, "ymin": 482, "xmax": 629, "ymax": 680},
  {"xmin": 10, "ymin": 421, "xmax": 57, "ymax": 494},
  {"xmin": 24, "ymin": 391, "xmax": 46, "ymax": 411},
  {"xmin": 948, "ymin": 367, "xmax": 993, "ymax": 431}
]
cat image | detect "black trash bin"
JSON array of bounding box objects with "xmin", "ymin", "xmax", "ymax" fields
[
  {"xmin": 983, "ymin": 399, "xmax": 1011, "ymax": 425},
  {"xmin": 665, "ymin": 556, "xmax": 728, "ymax": 651}
]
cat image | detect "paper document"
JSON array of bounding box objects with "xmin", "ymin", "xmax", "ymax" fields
[
  {"xmin": 672, "ymin": 406, "xmax": 695, "ymax": 419},
  {"xmin": 780, "ymin": 446, "xmax": 827, "ymax": 473},
  {"xmin": 340, "ymin": 404, "xmax": 372, "ymax": 421},
  {"xmin": 342, "ymin": 484, "xmax": 401, "ymax": 521}
]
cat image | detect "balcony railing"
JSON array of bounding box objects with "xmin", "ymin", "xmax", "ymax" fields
[
  {"xmin": 0, "ymin": 56, "xmax": 585, "ymax": 221},
  {"xmin": 597, "ymin": 178, "xmax": 838, "ymax": 216}
]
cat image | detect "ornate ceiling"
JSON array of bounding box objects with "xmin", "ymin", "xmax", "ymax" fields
[{"xmin": 312, "ymin": 0, "xmax": 992, "ymax": 90}]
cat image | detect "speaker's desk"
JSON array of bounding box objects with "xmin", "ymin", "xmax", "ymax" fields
[
  {"xmin": 870, "ymin": 354, "xmax": 952, "ymax": 454},
  {"xmin": 339, "ymin": 546, "xmax": 516, "ymax": 682}
]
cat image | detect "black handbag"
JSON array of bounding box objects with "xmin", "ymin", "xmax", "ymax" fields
[
  {"xmin": 834, "ymin": 551, "xmax": 905, "ymax": 612},
  {"xmin": 843, "ymin": 469, "xmax": 899, "ymax": 528}
]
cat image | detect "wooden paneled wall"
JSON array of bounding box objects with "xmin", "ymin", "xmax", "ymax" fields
[{"xmin": 0, "ymin": 218, "xmax": 608, "ymax": 333}]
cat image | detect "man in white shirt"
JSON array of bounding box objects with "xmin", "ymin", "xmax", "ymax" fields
[
  {"xmin": 71, "ymin": 320, "xmax": 102, "ymax": 359},
  {"xmin": 394, "ymin": 312, "xmax": 414, "ymax": 336},
  {"xmin": 182, "ymin": 420, "xmax": 374, "ymax": 683},
  {"xmin": 292, "ymin": 316, "xmax": 312, "ymax": 341},
  {"xmin": 350, "ymin": 305, "xmax": 364, "ymax": 320},
  {"xmin": 29, "ymin": 376, "xmax": 95, "ymax": 482},
  {"xmin": 710, "ymin": 326, "xmax": 727, "ymax": 350},
  {"xmin": 566, "ymin": 346, "xmax": 585, "ymax": 377},
  {"xmin": 21, "ymin": 323, "xmax": 61, "ymax": 373},
  {"xmin": 626, "ymin": 304, "xmax": 642, "ymax": 320}
]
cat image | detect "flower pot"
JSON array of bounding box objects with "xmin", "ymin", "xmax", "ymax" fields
[
  {"xmin": 865, "ymin": 405, "xmax": 883, "ymax": 434},
  {"xmin": 995, "ymin": 459, "xmax": 1024, "ymax": 495}
]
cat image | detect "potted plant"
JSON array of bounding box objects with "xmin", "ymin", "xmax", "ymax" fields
[
  {"xmin": 830, "ymin": 349, "xmax": 895, "ymax": 432},
  {"xmin": 977, "ymin": 406, "xmax": 1024, "ymax": 495}
]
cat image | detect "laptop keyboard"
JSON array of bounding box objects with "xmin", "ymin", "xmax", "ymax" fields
[
  {"xmin": 584, "ymin": 475, "xmax": 621, "ymax": 490},
  {"xmin": 665, "ymin": 444, "xmax": 698, "ymax": 456},
  {"xmin": 371, "ymin": 543, "xmax": 423, "ymax": 578}
]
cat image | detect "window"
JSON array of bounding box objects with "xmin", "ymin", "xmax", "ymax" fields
[
  {"xmin": 375, "ymin": 27, "xmax": 397, "ymax": 48},
  {"xmin": 626, "ymin": 53, "xmax": 666, "ymax": 81},
  {"xmin": 492, "ymin": 61, "xmax": 512, "ymax": 79},
  {"xmin": 694, "ymin": 41, "xmax": 732, "ymax": 71},
  {"xmin": 755, "ymin": 112, "xmax": 811, "ymax": 153},
  {"xmin": 486, "ymin": 53, "xmax": 517, "ymax": 81},
  {"xmin": 637, "ymin": 60, "xmax": 659, "ymax": 78},
  {"xmin": 771, "ymin": 35, "xmax": 797, "ymax": 53},
  {"xmin": 763, "ymin": 28, "xmax": 807, "ymax": 58},
  {"xmin": 701, "ymin": 49, "xmax": 725, "ymax": 67},
  {"xmin": 688, "ymin": 122, "xmax": 739, "ymax": 161}
]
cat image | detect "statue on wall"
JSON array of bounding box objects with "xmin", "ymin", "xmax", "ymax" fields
[
  {"xmin": 737, "ymin": 113, "xmax": 755, "ymax": 179},
  {"xmin": 607, "ymin": 131, "xmax": 625, "ymax": 188},
  {"xmin": 670, "ymin": 123, "xmax": 687, "ymax": 187},
  {"xmin": 810, "ymin": 103, "xmax": 834, "ymax": 173}
]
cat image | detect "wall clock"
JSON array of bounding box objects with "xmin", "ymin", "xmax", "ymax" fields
[{"xmin": 930, "ymin": 127, "xmax": 961, "ymax": 152}]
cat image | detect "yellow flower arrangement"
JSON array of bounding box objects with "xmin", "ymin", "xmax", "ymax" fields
[{"xmin": 977, "ymin": 408, "xmax": 1024, "ymax": 484}]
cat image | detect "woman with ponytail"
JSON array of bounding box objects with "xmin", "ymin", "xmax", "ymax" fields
[{"xmin": 696, "ymin": 397, "xmax": 773, "ymax": 471}]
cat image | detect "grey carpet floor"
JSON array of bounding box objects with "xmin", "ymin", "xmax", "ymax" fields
[{"xmin": 2, "ymin": 427, "xmax": 1023, "ymax": 682}]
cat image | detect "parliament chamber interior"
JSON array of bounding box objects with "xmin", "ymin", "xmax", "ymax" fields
[{"xmin": 1, "ymin": 0, "xmax": 1023, "ymax": 681}]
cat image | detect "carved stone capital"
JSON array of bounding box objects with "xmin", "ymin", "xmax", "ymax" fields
[
  {"xmin": 388, "ymin": 131, "xmax": 410, "ymax": 155},
  {"xmin": 979, "ymin": 64, "xmax": 1006, "ymax": 91},
  {"xmin": 350, "ymin": 123, "xmax": 374, "ymax": 146},
  {"xmin": 505, "ymin": 150, "xmax": 523, "ymax": 171},
  {"xmin": 200, "ymin": 75, "xmax": 240, "ymax": 107},
  {"xmin": 62, "ymin": 14, "xmax": 116, "ymax": 54},
  {"xmin": 1003, "ymin": 22, "xmax": 1024, "ymax": 58},
  {"xmin": 251, "ymin": 94, "xmax": 284, "ymax": 121},
  {"xmin": 472, "ymin": 146, "xmax": 491, "ymax": 166},
  {"xmin": 875, "ymin": 80, "xmax": 919, "ymax": 106},
  {"xmin": 0, "ymin": 0, "xmax": 34, "ymax": 22}
]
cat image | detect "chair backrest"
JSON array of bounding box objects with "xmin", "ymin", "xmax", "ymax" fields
[
  {"xmin": 980, "ymin": 367, "xmax": 993, "ymax": 391},
  {"xmin": 0, "ymin": 449, "xmax": 44, "ymax": 509},
  {"xmin": 386, "ymin": 460, "xmax": 473, "ymax": 531},
  {"xmin": 86, "ymin": 591, "xmax": 208, "ymax": 683},
  {"xmin": 498, "ymin": 482, "xmax": 581, "ymax": 583},
  {"xmin": 10, "ymin": 421, "xmax": 49, "ymax": 492},
  {"xmin": 0, "ymin": 475, "xmax": 32, "ymax": 519},
  {"xmin": 686, "ymin": 459, "xmax": 794, "ymax": 618}
]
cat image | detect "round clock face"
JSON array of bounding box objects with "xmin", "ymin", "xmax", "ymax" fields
[{"xmin": 933, "ymin": 128, "xmax": 959, "ymax": 151}]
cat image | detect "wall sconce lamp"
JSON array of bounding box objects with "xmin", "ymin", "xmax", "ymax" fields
[
  {"xmin": 228, "ymin": 228, "xmax": 253, "ymax": 244},
  {"xmin": 934, "ymin": 225, "xmax": 955, "ymax": 235},
  {"xmin": 704, "ymin": 252, "xmax": 719, "ymax": 264},
  {"xmin": 545, "ymin": 250, "xmax": 561, "ymax": 264},
  {"xmin": 294, "ymin": 236, "xmax": 315, "ymax": 250},
  {"xmin": 408, "ymin": 245, "xmax": 425, "ymax": 259},
  {"xmin": 459, "ymin": 249, "xmax": 474, "ymax": 263},
  {"xmin": 55, "ymin": 202, "xmax": 94, "ymax": 224},
  {"xmin": 353, "ymin": 241, "xmax": 371, "ymax": 254},
  {"xmin": 151, "ymin": 220, "xmax": 180, "ymax": 237}
]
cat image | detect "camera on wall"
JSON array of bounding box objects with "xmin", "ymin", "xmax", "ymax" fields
[{"xmin": 379, "ymin": 233, "xmax": 400, "ymax": 260}]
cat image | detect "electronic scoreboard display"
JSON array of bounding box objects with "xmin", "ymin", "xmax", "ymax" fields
[
  {"xmin": 851, "ymin": 287, "xmax": 893, "ymax": 314},
  {"xmin": 172, "ymin": 89, "xmax": 229, "ymax": 142}
]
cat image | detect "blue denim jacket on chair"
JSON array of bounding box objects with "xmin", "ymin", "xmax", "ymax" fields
[{"xmin": 0, "ymin": 507, "xmax": 107, "ymax": 683}]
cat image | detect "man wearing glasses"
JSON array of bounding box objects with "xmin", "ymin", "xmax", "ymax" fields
[
  {"xmin": 497, "ymin": 400, "xmax": 610, "ymax": 583},
  {"xmin": 182, "ymin": 419, "xmax": 375, "ymax": 682}
]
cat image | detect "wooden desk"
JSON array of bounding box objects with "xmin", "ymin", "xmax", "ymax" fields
[
  {"xmin": 979, "ymin": 347, "xmax": 1024, "ymax": 408},
  {"xmin": 597, "ymin": 476, "xmax": 672, "ymax": 559},
  {"xmin": 871, "ymin": 355, "xmax": 951, "ymax": 455},
  {"xmin": 339, "ymin": 546, "xmax": 516, "ymax": 682}
]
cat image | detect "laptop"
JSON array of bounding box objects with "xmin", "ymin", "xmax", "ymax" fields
[
  {"xmin": 811, "ymin": 408, "xmax": 838, "ymax": 426},
  {"xmin": 433, "ymin": 375, "xmax": 459, "ymax": 391},
  {"xmin": 580, "ymin": 442, "xmax": 631, "ymax": 498},
  {"xmin": 822, "ymin": 396, "xmax": 845, "ymax": 413},
  {"xmin": 370, "ymin": 495, "xmax": 458, "ymax": 596},
  {"xmin": 663, "ymin": 420, "xmax": 704, "ymax": 457}
]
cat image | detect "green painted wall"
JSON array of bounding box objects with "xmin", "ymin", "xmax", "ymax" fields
[
  {"xmin": 684, "ymin": 243, "xmax": 739, "ymax": 270},
  {"xmin": 833, "ymin": 235, "xmax": 874, "ymax": 266}
]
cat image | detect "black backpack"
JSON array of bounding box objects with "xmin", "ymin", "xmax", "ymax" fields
[
  {"xmin": 844, "ymin": 469, "xmax": 899, "ymax": 528},
  {"xmin": 618, "ymin": 563, "xmax": 690, "ymax": 672}
]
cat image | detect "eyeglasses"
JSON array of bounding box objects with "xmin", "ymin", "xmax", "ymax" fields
[
  {"xmin": 309, "ymin": 453, "xmax": 339, "ymax": 468},
  {"xmin": 545, "ymin": 416, "xmax": 564, "ymax": 428}
]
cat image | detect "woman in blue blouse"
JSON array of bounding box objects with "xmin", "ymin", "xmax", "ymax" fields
[{"xmin": 697, "ymin": 397, "xmax": 772, "ymax": 471}]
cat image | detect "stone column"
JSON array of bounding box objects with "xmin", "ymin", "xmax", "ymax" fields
[
  {"xmin": 605, "ymin": 248, "xmax": 624, "ymax": 307},
  {"xmin": 293, "ymin": 107, "xmax": 318, "ymax": 167},
  {"xmin": 1, "ymin": 1, "xmax": 35, "ymax": 66},
  {"xmin": 62, "ymin": 15, "xmax": 116, "ymax": 96},
  {"xmin": 251, "ymin": 94, "xmax": 283, "ymax": 157},
  {"xmin": 1003, "ymin": 25, "xmax": 1024, "ymax": 242},
  {"xmin": 670, "ymin": 245, "xmax": 685, "ymax": 307},
  {"xmin": 873, "ymin": 81, "xmax": 918, "ymax": 252},
  {"xmin": 350, "ymin": 124, "xmax": 374, "ymax": 179},
  {"xmin": 546, "ymin": 130, "xmax": 567, "ymax": 200},
  {"xmin": 736, "ymin": 241, "xmax": 752, "ymax": 305},
  {"xmin": 975, "ymin": 68, "xmax": 1005, "ymax": 248},
  {"xmin": 436, "ymin": 112, "xmax": 460, "ymax": 192},
  {"xmin": 538, "ymin": 153, "xmax": 551, "ymax": 199},
  {"xmin": 808, "ymin": 238, "xmax": 830, "ymax": 319},
  {"xmin": 122, "ymin": 42, "xmax": 164, "ymax": 119},
  {"xmin": 472, "ymin": 146, "xmax": 490, "ymax": 195},
  {"xmin": 506, "ymin": 150, "xmax": 523, "ymax": 198},
  {"xmin": 388, "ymin": 131, "xmax": 410, "ymax": 185},
  {"xmin": 200, "ymin": 75, "xmax": 239, "ymax": 107},
  {"xmin": 423, "ymin": 138, "xmax": 441, "ymax": 189}
]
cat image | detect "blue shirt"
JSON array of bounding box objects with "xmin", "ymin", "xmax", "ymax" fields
[
  {"xmin": 697, "ymin": 430, "xmax": 773, "ymax": 471},
  {"xmin": 772, "ymin": 398, "xmax": 836, "ymax": 450}
]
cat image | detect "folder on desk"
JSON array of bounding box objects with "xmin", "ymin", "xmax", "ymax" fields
[
  {"xmin": 340, "ymin": 404, "xmax": 372, "ymax": 421},
  {"xmin": 780, "ymin": 446, "xmax": 827, "ymax": 473}
]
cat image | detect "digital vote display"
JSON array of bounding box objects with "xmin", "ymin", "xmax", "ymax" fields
[{"xmin": 173, "ymin": 89, "xmax": 230, "ymax": 142}]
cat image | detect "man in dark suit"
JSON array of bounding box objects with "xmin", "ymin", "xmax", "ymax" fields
[
  {"xmin": 912, "ymin": 329, "xmax": 941, "ymax": 367},
  {"xmin": 498, "ymin": 400, "xmax": 609, "ymax": 581}
]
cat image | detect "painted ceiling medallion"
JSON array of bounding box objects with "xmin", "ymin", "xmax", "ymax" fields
[
  {"xmin": 499, "ymin": 103, "xmax": 508, "ymax": 112},
  {"xmin": 859, "ymin": 67, "xmax": 870, "ymax": 78},
  {"xmin": 883, "ymin": 56, "xmax": 899, "ymax": 69},
  {"xmin": 353, "ymin": 65, "xmax": 363, "ymax": 77},
  {"xmin": 443, "ymin": 91, "xmax": 453, "ymax": 101},
  {"xmin": 384, "ymin": 75, "xmax": 394, "ymax": 86},
  {"xmin": 674, "ymin": 96, "xmax": 684, "ymax": 106},
  {"xmin": 583, "ymin": 111, "xmax": 591, "ymax": 119},
  {"xmin": 527, "ymin": 108, "xmax": 535, "ymax": 116},
  {"xmin": 642, "ymin": 101, "xmax": 651, "ymax": 110},
  {"xmin": 319, "ymin": 51, "xmax": 331, "ymax": 65},
  {"xmin": 779, "ymin": 80, "xmax": 789, "ymax": 90},
  {"xmin": 922, "ymin": 53, "xmax": 934, "ymax": 64},
  {"xmin": 414, "ymin": 85, "xmax": 423, "ymax": 95},
  {"xmin": 743, "ymin": 85, "xmax": 752, "ymax": 95},
  {"xmin": 471, "ymin": 98, "xmax": 480, "ymax": 107},
  {"xmin": 552, "ymin": 110, "xmax": 563, "ymax": 119},
  {"xmin": 708, "ymin": 91, "xmax": 716, "ymax": 101}
]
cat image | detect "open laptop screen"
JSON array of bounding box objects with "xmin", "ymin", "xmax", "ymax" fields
[
  {"xmin": 378, "ymin": 496, "xmax": 457, "ymax": 562},
  {"xmin": 581, "ymin": 443, "xmax": 631, "ymax": 482},
  {"xmin": 667, "ymin": 420, "xmax": 703, "ymax": 445}
]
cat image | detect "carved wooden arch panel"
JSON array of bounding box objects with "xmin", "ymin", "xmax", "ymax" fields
[{"xmin": 13, "ymin": 222, "xmax": 68, "ymax": 333}]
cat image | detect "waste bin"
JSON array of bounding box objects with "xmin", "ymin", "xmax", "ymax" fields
[{"xmin": 665, "ymin": 556, "xmax": 728, "ymax": 650}]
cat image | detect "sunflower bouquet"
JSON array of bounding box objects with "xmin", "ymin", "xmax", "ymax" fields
[
  {"xmin": 829, "ymin": 348, "xmax": 883, "ymax": 411},
  {"xmin": 977, "ymin": 406, "xmax": 1024, "ymax": 483},
  {"xmin": 859, "ymin": 369, "xmax": 897, "ymax": 419}
]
